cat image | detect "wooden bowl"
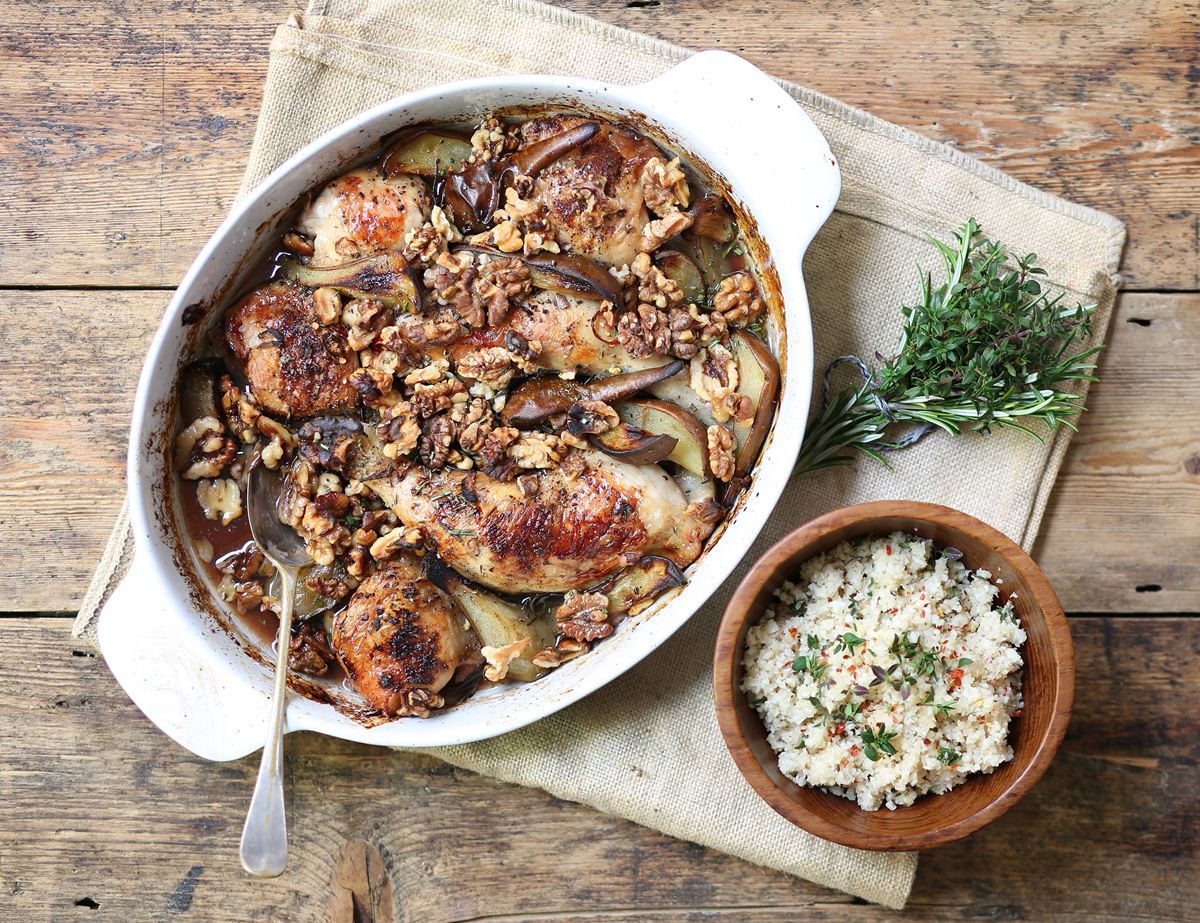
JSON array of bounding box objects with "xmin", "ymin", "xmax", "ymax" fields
[{"xmin": 713, "ymin": 500, "xmax": 1074, "ymax": 851}]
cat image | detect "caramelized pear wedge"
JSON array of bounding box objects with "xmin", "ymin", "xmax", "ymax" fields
[
  {"xmin": 440, "ymin": 573, "xmax": 555, "ymax": 682},
  {"xmin": 598, "ymin": 555, "xmax": 686, "ymax": 617},
  {"xmin": 686, "ymin": 193, "xmax": 736, "ymax": 243},
  {"xmin": 501, "ymin": 360, "xmax": 685, "ymax": 427},
  {"xmin": 179, "ymin": 359, "xmax": 224, "ymax": 423},
  {"xmin": 443, "ymin": 121, "xmax": 600, "ymax": 232},
  {"xmin": 654, "ymin": 250, "xmax": 705, "ymax": 304},
  {"xmin": 590, "ymin": 422, "xmax": 678, "ymax": 466},
  {"xmin": 456, "ymin": 244, "xmax": 622, "ymax": 304},
  {"xmin": 380, "ymin": 130, "xmax": 472, "ymax": 177},
  {"xmin": 278, "ymin": 253, "xmax": 420, "ymax": 310},
  {"xmin": 524, "ymin": 251, "xmax": 624, "ymax": 304},
  {"xmin": 613, "ymin": 397, "xmax": 711, "ymax": 478},
  {"xmin": 729, "ymin": 328, "xmax": 780, "ymax": 476}
]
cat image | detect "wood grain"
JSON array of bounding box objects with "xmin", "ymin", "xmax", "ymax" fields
[
  {"xmin": 0, "ymin": 0, "xmax": 1197, "ymax": 288},
  {"xmin": 0, "ymin": 617, "xmax": 1194, "ymax": 921},
  {"xmin": 1, "ymin": 291, "xmax": 1193, "ymax": 613}
]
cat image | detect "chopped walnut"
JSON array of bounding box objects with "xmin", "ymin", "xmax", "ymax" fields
[
  {"xmin": 430, "ymin": 205, "xmax": 462, "ymax": 243},
  {"xmin": 282, "ymin": 231, "xmax": 315, "ymax": 257},
  {"xmin": 616, "ymin": 304, "xmax": 673, "ymax": 358},
  {"xmin": 306, "ymin": 572, "xmax": 354, "ymax": 600},
  {"xmin": 402, "ymin": 225, "xmax": 444, "ymax": 267},
  {"xmin": 565, "ymin": 400, "xmax": 619, "ymax": 437},
  {"xmin": 196, "ymin": 477, "xmax": 243, "ymax": 525},
  {"xmin": 378, "ymin": 401, "xmax": 421, "ymax": 458},
  {"xmin": 288, "ymin": 620, "xmax": 335, "ymax": 677},
  {"xmin": 481, "ymin": 638, "xmax": 530, "ymax": 682},
  {"xmin": 451, "ymin": 397, "xmax": 496, "ymax": 454},
  {"xmin": 455, "ymin": 346, "xmax": 519, "ymax": 389},
  {"xmin": 469, "ymin": 116, "xmax": 510, "ymax": 162},
  {"xmin": 707, "ymin": 424, "xmax": 736, "ymax": 482},
  {"xmin": 531, "ymin": 638, "xmax": 589, "ymax": 669},
  {"xmin": 689, "ymin": 343, "xmax": 741, "ymax": 423},
  {"xmin": 480, "ymin": 425, "xmax": 520, "ymax": 466},
  {"xmin": 385, "ymin": 687, "xmax": 444, "ymax": 719},
  {"xmin": 410, "ymin": 376, "xmax": 467, "ymax": 418},
  {"xmin": 490, "ymin": 220, "xmax": 524, "ymax": 253},
  {"xmin": 217, "ymin": 544, "xmax": 265, "ymax": 582},
  {"xmin": 297, "ymin": 417, "xmax": 361, "ymax": 473},
  {"xmin": 349, "ymin": 366, "xmax": 393, "ymax": 405},
  {"xmin": 712, "ymin": 272, "xmax": 764, "ymax": 326},
  {"xmin": 313, "ymin": 287, "xmax": 342, "ymax": 325},
  {"xmin": 176, "ymin": 416, "xmax": 236, "ymax": 480},
  {"xmin": 632, "ymin": 251, "xmax": 684, "ymax": 309},
  {"xmin": 476, "ymin": 256, "xmax": 531, "ymax": 326},
  {"xmin": 641, "ymin": 156, "xmax": 690, "ymax": 216},
  {"xmin": 510, "ymin": 432, "xmax": 566, "ymax": 469},
  {"xmin": 334, "ymin": 236, "xmax": 362, "ymax": 260},
  {"xmin": 502, "ymin": 186, "xmax": 541, "ymax": 221},
  {"xmin": 555, "ymin": 591, "xmax": 612, "ymax": 642},
  {"xmin": 424, "ymin": 251, "xmax": 482, "ymax": 325},
  {"xmin": 639, "ymin": 211, "xmax": 693, "ymax": 252},
  {"xmin": 418, "ymin": 415, "xmax": 454, "ymax": 468},
  {"xmin": 342, "ymin": 298, "xmax": 388, "ymax": 351},
  {"xmin": 370, "ymin": 525, "xmax": 424, "ymax": 560}
]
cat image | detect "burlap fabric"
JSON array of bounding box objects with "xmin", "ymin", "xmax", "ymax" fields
[{"xmin": 75, "ymin": 0, "xmax": 1125, "ymax": 907}]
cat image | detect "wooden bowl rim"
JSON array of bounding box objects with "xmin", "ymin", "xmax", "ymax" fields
[{"xmin": 713, "ymin": 500, "xmax": 1075, "ymax": 851}]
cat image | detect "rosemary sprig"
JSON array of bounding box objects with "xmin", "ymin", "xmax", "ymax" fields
[{"xmin": 795, "ymin": 218, "xmax": 1102, "ymax": 474}]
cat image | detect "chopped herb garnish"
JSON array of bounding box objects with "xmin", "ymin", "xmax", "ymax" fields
[
  {"xmin": 957, "ymin": 657, "xmax": 974, "ymax": 668},
  {"xmin": 936, "ymin": 745, "xmax": 962, "ymax": 765},
  {"xmin": 861, "ymin": 727, "xmax": 898, "ymax": 761},
  {"xmin": 447, "ymin": 528, "xmax": 475, "ymax": 537},
  {"xmin": 834, "ymin": 631, "xmax": 867, "ymax": 655}
]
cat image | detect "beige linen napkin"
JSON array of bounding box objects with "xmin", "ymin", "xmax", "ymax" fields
[{"xmin": 76, "ymin": 0, "xmax": 1124, "ymax": 908}]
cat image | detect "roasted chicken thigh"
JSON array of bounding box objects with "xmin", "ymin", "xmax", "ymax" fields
[
  {"xmin": 224, "ymin": 281, "xmax": 359, "ymax": 418},
  {"xmin": 370, "ymin": 451, "xmax": 715, "ymax": 594},
  {"xmin": 296, "ymin": 167, "xmax": 431, "ymax": 266},
  {"xmin": 331, "ymin": 554, "xmax": 480, "ymax": 717}
]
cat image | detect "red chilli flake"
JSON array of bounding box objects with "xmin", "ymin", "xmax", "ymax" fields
[
  {"xmin": 886, "ymin": 545, "xmax": 892, "ymax": 555},
  {"xmin": 923, "ymin": 738, "xmax": 931, "ymax": 745},
  {"xmin": 948, "ymin": 668, "xmax": 965, "ymax": 689},
  {"xmin": 850, "ymin": 745, "xmax": 860, "ymax": 756}
]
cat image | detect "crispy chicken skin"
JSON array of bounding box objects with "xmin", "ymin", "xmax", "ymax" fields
[
  {"xmin": 331, "ymin": 554, "xmax": 479, "ymax": 716},
  {"xmin": 445, "ymin": 290, "xmax": 649, "ymax": 375},
  {"xmin": 521, "ymin": 116, "xmax": 657, "ymax": 268},
  {"xmin": 381, "ymin": 452, "xmax": 712, "ymax": 594},
  {"xmin": 224, "ymin": 281, "xmax": 359, "ymax": 419},
  {"xmin": 296, "ymin": 167, "xmax": 431, "ymax": 267}
]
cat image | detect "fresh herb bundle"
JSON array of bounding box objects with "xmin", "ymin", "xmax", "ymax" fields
[{"xmin": 795, "ymin": 219, "xmax": 1102, "ymax": 474}]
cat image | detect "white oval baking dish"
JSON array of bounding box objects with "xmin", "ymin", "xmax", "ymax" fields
[{"xmin": 97, "ymin": 50, "xmax": 840, "ymax": 760}]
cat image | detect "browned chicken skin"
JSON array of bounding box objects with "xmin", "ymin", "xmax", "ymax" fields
[
  {"xmin": 296, "ymin": 167, "xmax": 431, "ymax": 267},
  {"xmin": 331, "ymin": 554, "xmax": 480, "ymax": 717},
  {"xmin": 224, "ymin": 281, "xmax": 359, "ymax": 419},
  {"xmin": 521, "ymin": 116, "xmax": 657, "ymax": 268},
  {"xmin": 374, "ymin": 451, "xmax": 714, "ymax": 594}
]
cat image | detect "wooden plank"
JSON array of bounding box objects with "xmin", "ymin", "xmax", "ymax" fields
[
  {"xmin": 0, "ymin": 0, "xmax": 1196, "ymax": 289},
  {"xmin": 1036, "ymin": 293, "xmax": 1200, "ymax": 612},
  {"xmin": 0, "ymin": 617, "xmax": 1195, "ymax": 921},
  {"xmin": 1, "ymin": 290, "xmax": 1193, "ymax": 613}
]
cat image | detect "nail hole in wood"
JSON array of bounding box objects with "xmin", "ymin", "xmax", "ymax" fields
[
  {"xmin": 1126, "ymin": 317, "xmax": 1152, "ymax": 326},
  {"xmin": 74, "ymin": 897, "xmax": 100, "ymax": 909},
  {"xmin": 1135, "ymin": 584, "xmax": 1163, "ymax": 593}
]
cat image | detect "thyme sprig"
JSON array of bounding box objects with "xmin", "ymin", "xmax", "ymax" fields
[{"xmin": 796, "ymin": 219, "xmax": 1102, "ymax": 474}]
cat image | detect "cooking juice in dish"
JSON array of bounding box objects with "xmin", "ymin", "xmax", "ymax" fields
[{"xmin": 174, "ymin": 112, "xmax": 779, "ymax": 720}]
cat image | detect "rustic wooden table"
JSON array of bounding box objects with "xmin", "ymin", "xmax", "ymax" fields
[{"xmin": 2, "ymin": 1, "xmax": 1197, "ymax": 919}]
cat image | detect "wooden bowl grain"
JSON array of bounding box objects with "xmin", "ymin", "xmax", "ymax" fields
[{"xmin": 713, "ymin": 501, "xmax": 1074, "ymax": 851}]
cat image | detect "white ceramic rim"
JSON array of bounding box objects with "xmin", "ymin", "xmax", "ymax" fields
[{"xmin": 98, "ymin": 50, "xmax": 840, "ymax": 760}]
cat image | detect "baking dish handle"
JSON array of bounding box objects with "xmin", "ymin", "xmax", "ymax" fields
[
  {"xmin": 636, "ymin": 50, "xmax": 841, "ymax": 254},
  {"xmin": 97, "ymin": 550, "xmax": 271, "ymax": 762}
]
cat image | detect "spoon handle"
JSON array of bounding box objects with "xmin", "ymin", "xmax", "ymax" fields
[{"xmin": 240, "ymin": 565, "xmax": 296, "ymax": 877}]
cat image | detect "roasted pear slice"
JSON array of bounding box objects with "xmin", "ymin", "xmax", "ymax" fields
[
  {"xmin": 380, "ymin": 130, "xmax": 472, "ymax": 177},
  {"xmin": 278, "ymin": 252, "xmax": 419, "ymax": 310},
  {"xmin": 440, "ymin": 574, "xmax": 554, "ymax": 682},
  {"xmin": 729, "ymin": 329, "xmax": 780, "ymax": 476},
  {"xmin": 590, "ymin": 422, "xmax": 678, "ymax": 466},
  {"xmin": 501, "ymin": 361, "xmax": 685, "ymax": 427},
  {"xmin": 654, "ymin": 250, "xmax": 705, "ymax": 304},
  {"xmin": 614, "ymin": 397, "xmax": 710, "ymax": 478},
  {"xmin": 599, "ymin": 555, "xmax": 686, "ymax": 617}
]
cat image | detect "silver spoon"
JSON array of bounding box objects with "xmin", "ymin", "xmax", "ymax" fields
[{"xmin": 239, "ymin": 461, "xmax": 309, "ymax": 878}]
